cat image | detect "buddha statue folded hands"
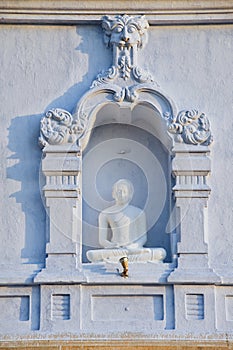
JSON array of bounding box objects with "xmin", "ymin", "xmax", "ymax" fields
[{"xmin": 86, "ymin": 179, "xmax": 166, "ymax": 263}]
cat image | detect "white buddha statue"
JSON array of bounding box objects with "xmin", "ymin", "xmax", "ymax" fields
[{"xmin": 86, "ymin": 179, "xmax": 166, "ymax": 263}]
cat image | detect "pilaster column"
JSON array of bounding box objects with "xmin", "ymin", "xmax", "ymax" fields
[
  {"xmin": 35, "ymin": 144, "xmax": 85, "ymax": 283},
  {"xmin": 168, "ymin": 144, "xmax": 220, "ymax": 283}
]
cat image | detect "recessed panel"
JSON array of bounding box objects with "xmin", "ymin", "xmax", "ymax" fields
[
  {"xmin": 92, "ymin": 294, "xmax": 163, "ymax": 322},
  {"xmin": 225, "ymin": 296, "xmax": 233, "ymax": 321},
  {"xmin": 0, "ymin": 295, "xmax": 30, "ymax": 322},
  {"xmin": 51, "ymin": 294, "xmax": 70, "ymax": 320},
  {"xmin": 185, "ymin": 294, "xmax": 204, "ymax": 320}
]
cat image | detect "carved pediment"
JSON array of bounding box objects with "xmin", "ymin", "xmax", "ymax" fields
[
  {"xmin": 39, "ymin": 14, "xmax": 213, "ymax": 149},
  {"xmin": 91, "ymin": 14, "xmax": 153, "ymax": 86}
]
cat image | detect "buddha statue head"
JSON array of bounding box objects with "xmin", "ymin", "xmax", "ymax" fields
[{"xmin": 112, "ymin": 179, "xmax": 134, "ymax": 206}]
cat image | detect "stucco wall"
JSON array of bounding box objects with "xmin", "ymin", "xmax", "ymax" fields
[
  {"xmin": 0, "ymin": 1, "xmax": 233, "ymax": 342},
  {"xmin": 1, "ymin": 23, "xmax": 232, "ymax": 269}
]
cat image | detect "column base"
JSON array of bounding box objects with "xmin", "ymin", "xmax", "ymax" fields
[
  {"xmin": 34, "ymin": 269, "xmax": 86, "ymax": 283},
  {"xmin": 34, "ymin": 254, "xmax": 86, "ymax": 283},
  {"xmin": 168, "ymin": 254, "xmax": 220, "ymax": 283}
]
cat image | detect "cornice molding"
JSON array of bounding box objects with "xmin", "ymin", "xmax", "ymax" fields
[{"xmin": 0, "ymin": 0, "xmax": 233, "ymax": 25}]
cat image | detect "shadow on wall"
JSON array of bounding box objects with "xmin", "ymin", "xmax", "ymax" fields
[
  {"xmin": 46, "ymin": 25, "xmax": 111, "ymax": 113},
  {"xmin": 7, "ymin": 114, "xmax": 46, "ymax": 264},
  {"xmin": 5, "ymin": 25, "xmax": 110, "ymax": 265}
]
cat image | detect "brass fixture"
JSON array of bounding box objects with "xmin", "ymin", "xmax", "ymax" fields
[{"xmin": 119, "ymin": 256, "xmax": 129, "ymax": 278}]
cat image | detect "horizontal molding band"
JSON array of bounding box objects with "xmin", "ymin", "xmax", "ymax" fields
[
  {"xmin": 0, "ymin": 339, "xmax": 233, "ymax": 348},
  {"xmin": 1, "ymin": 0, "xmax": 232, "ymax": 10},
  {"xmin": 0, "ymin": 0, "xmax": 233, "ymax": 25}
]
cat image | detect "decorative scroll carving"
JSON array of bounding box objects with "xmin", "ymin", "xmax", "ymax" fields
[
  {"xmin": 90, "ymin": 66, "xmax": 117, "ymax": 88},
  {"xmin": 39, "ymin": 109, "xmax": 72, "ymax": 147},
  {"xmin": 39, "ymin": 15, "xmax": 213, "ymax": 149},
  {"xmin": 168, "ymin": 110, "xmax": 213, "ymax": 145},
  {"xmin": 132, "ymin": 66, "xmax": 153, "ymax": 84},
  {"xmin": 91, "ymin": 65, "xmax": 153, "ymax": 87},
  {"xmin": 91, "ymin": 14, "xmax": 152, "ymax": 87},
  {"xmin": 39, "ymin": 108, "xmax": 87, "ymax": 148}
]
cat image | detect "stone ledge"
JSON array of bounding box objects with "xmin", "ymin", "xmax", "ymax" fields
[{"xmin": 0, "ymin": 0, "xmax": 232, "ymax": 25}]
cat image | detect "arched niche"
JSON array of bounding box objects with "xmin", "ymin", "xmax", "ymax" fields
[
  {"xmin": 73, "ymin": 83, "xmax": 176, "ymax": 151},
  {"xmin": 37, "ymin": 11, "xmax": 216, "ymax": 282},
  {"xmin": 80, "ymin": 96, "xmax": 176, "ymax": 263},
  {"xmin": 37, "ymin": 83, "xmax": 218, "ymax": 283}
]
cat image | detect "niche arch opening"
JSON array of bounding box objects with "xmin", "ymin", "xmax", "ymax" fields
[{"xmin": 82, "ymin": 102, "xmax": 175, "ymax": 263}]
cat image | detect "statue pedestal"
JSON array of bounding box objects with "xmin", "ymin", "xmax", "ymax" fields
[
  {"xmin": 87, "ymin": 247, "xmax": 166, "ymax": 264},
  {"xmin": 83, "ymin": 261, "xmax": 173, "ymax": 284}
]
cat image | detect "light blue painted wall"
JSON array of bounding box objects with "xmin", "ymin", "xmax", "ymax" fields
[{"xmin": 0, "ymin": 23, "xmax": 232, "ymax": 272}]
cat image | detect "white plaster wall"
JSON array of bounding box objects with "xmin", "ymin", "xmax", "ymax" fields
[
  {"xmin": 0, "ymin": 23, "xmax": 232, "ymax": 270},
  {"xmin": 0, "ymin": 24, "xmax": 109, "ymax": 265},
  {"xmin": 144, "ymin": 25, "xmax": 233, "ymax": 270}
]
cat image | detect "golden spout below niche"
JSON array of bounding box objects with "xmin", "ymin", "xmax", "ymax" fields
[{"xmin": 119, "ymin": 256, "xmax": 129, "ymax": 278}]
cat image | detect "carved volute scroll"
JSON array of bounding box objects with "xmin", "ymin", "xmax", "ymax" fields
[
  {"xmin": 39, "ymin": 108, "xmax": 87, "ymax": 149},
  {"xmin": 168, "ymin": 110, "xmax": 213, "ymax": 146}
]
